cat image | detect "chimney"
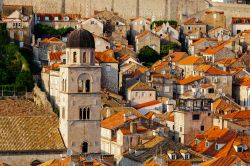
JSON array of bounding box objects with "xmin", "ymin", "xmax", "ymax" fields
[{"xmin": 130, "ymin": 122, "xmax": 137, "ymax": 134}]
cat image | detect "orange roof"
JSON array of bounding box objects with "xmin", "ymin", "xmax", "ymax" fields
[
  {"xmin": 133, "ymin": 100, "xmax": 161, "ymax": 109},
  {"xmin": 163, "ymin": 52, "xmax": 188, "ymax": 62},
  {"xmin": 119, "ymin": 125, "xmax": 148, "ymax": 135},
  {"xmin": 195, "ymin": 64, "xmax": 212, "ymax": 72},
  {"xmin": 202, "ymin": 40, "xmax": 231, "ymax": 55},
  {"xmin": 201, "ymin": 155, "xmax": 244, "ymax": 166},
  {"xmin": 151, "ymin": 61, "xmax": 169, "ymax": 72},
  {"xmin": 126, "ymin": 66, "xmax": 149, "ymax": 78},
  {"xmin": 184, "ymin": 17, "xmax": 205, "ymax": 25},
  {"xmin": 41, "ymin": 37, "xmax": 61, "ymax": 43},
  {"xmin": 95, "ymin": 50, "xmax": 118, "ymax": 63},
  {"xmin": 135, "ymin": 30, "xmax": 159, "ymax": 40},
  {"xmin": 164, "ymin": 112, "xmax": 174, "ymax": 122},
  {"xmin": 177, "ymin": 56, "xmax": 203, "ymax": 65},
  {"xmin": 235, "ymin": 76, "xmax": 250, "ymax": 87},
  {"xmin": 101, "ymin": 112, "xmax": 129, "ymax": 129},
  {"xmin": 168, "ymin": 161, "xmax": 192, "ymax": 166},
  {"xmin": 191, "ymin": 38, "xmax": 217, "ymax": 46},
  {"xmin": 119, "ymin": 53, "xmax": 135, "ymax": 63},
  {"xmin": 212, "ymin": 98, "xmax": 240, "ymax": 114},
  {"xmin": 200, "ymin": 83, "xmax": 213, "ymax": 89},
  {"xmin": 176, "ymin": 75, "xmax": 203, "ymax": 85},
  {"xmin": 205, "ymin": 66, "xmax": 229, "ymax": 75},
  {"xmin": 151, "ymin": 73, "xmax": 172, "ymax": 79},
  {"xmin": 49, "ymin": 52, "xmax": 63, "ymax": 61},
  {"xmin": 223, "ymin": 111, "xmax": 250, "ymax": 119},
  {"xmin": 215, "ymin": 58, "xmax": 238, "ymax": 66},
  {"xmin": 43, "ymin": 63, "xmax": 61, "ymax": 72},
  {"xmin": 145, "ymin": 112, "xmax": 155, "ymax": 120}
]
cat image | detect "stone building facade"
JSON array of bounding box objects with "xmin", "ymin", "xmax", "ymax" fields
[{"xmin": 59, "ymin": 29, "xmax": 102, "ymax": 154}]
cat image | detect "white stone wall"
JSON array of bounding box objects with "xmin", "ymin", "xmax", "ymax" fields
[{"xmin": 127, "ymin": 90, "xmax": 156, "ymax": 106}]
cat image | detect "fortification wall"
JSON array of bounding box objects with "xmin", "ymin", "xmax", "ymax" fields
[{"xmin": 3, "ymin": 0, "xmax": 64, "ymax": 13}]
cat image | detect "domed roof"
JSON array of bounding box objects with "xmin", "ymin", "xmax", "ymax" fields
[{"xmin": 66, "ymin": 29, "xmax": 95, "ymax": 49}]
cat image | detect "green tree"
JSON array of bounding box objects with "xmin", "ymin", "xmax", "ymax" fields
[
  {"xmin": 160, "ymin": 42, "xmax": 180, "ymax": 55},
  {"xmin": 138, "ymin": 46, "xmax": 160, "ymax": 66},
  {"xmin": 0, "ymin": 69, "xmax": 8, "ymax": 85},
  {"xmin": 15, "ymin": 71, "xmax": 34, "ymax": 91}
]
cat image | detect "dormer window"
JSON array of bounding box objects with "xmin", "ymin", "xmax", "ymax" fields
[
  {"xmin": 91, "ymin": 20, "xmax": 95, "ymax": 24},
  {"xmin": 185, "ymin": 153, "xmax": 190, "ymax": 160},
  {"xmin": 238, "ymin": 146, "xmax": 244, "ymax": 152},
  {"xmin": 195, "ymin": 139, "xmax": 199, "ymax": 145},
  {"xmin": 215, "ymin": 143, "xmax": 219, "ymax": 150},
  {"xmin": 171, "ymin": 154, "xmax": 177, "ymax": 160},
  {"xmin": 205, "ymin": 141, "xmax": 209, "ymax": 147}
]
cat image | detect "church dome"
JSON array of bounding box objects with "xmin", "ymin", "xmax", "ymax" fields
[{"xmin": 66, "ymin": 29, "xmax": 95, "ymax": 49}]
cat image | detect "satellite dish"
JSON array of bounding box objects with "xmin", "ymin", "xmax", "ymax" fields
[
  {"xmin": 86, "ymin": 156, "xmax": 93, "ymax": 162},
  {"xmin": 67, "ymin": 148, "xmax": 73, "ymax": 156}
]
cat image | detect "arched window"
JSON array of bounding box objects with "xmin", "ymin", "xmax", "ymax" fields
[
  {"xmin": 73, "ymin": 52, "xmax": 77, "ymax": 63},
  {"xmin": 77, "ymin": 73, "xmax": 92, "ymax": 93},
  {"xmin": 82, "ymin": 52, "xmax": 86, "ymax": 63},
  {"xmin": 80, "ymin": 107, "xmax": 90, "ymax": 120},
  {"xmin": 78, "ymin": 80, "xmax": 84, "ymax": 92},
  {"xmin": 85, "ymin": 80, "xmax": 91, "ymax": 93},
  {"xmin": 82, "ymin": 142, "xmax": 88, "ymax": 153}
]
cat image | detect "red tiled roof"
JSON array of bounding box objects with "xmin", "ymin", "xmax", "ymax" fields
[
  {"xmin": 191, "ymin": 38, "xmax": 217, "ymax": 46},
  {"xmin": 133, "ymin": 100, "xmax": 161, "ymax": 109},
  {"xmin": 201, "ymin": 155, "xmax": 244, "ymax": 166},
  {"xmin": 168, "ymin": 161, "xmax": 192, "ymax": 166},
  {"xmin": 41, "ymin": 37, "xmax": 61, "ymax": 43},
  {"xmin": 163, "ymin": 52, "xmax": 188, "ymax": 62},
  {"xmin": 119, "ymin": 125, "xmax": 148, "ymax": 135},
  {"xmin": 235, "ymin": 76, "xmax": 250, "ymax": 87},
  {"xmin": 95, "ymin": 50, "xmax": 118, "ymax": 63},
  {"xmin": 205, "ymin": 66, "xmax": 230, "ymax": 75},
  {"xmin": 223, "ymin": 111, "xmax": 250, "ymax": 119},
  {"xmin": 184, "ymin": 17, "xmax": 205, "ymax": 25},
  {"xmin": 232, "ymin": 17, "xmax": 250, "ymax": 24},
  {"xmin": 176, "ymin": 75, "xmax": 203, "ymax": 85},
  {"xmin": 177, "ymin": 56, "xmax": 203, "ymax": 65},
  {"xmin": 49, "ymin": 52, "xmax": 63, "ymax": 61}
]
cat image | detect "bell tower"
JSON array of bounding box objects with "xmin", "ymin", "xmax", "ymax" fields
[{"xmin": 59, "ymin": 29, "xmax": 101, "ymax": 154}]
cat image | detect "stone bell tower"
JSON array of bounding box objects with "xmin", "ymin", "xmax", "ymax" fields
[{"xmin": 59, "ymin": 29, "xmax": 101, "ymax": 154}]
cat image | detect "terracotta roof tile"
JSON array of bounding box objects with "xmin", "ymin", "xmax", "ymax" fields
[
  {"xmin": 177, "ymin": 56, "xmax": 203, "ymax": 65},
  {"xmin": 168, "ymin": 160, "xmax": 192, "ymax": 166},
  {"xmin": 133, "ymin": 100, "xmax": 161, "ymax": 109},
  {"xmin": 235, "ymin": 76, "xmax": 250, "ymax": 87},
  {"xmin": 0, "ymin": 115, "xmax": 65, "ymax": 152},
  {"xmin": 191, "ymin": 38, "xmax": 217, "ymax": 46},
  {"xmin": 223, "ymin": 110, "xmax": 250, "ymax": 119},
  {"xmin": 201, "ymin": 155, "xmax": 244, "ymax": 166},
  {"xmin": 95, "ymin": 50, "xmax": 118, "ymax": 63},
  {"xmin": 129, "ymin": 82, "xmax": 155, "ymax": 91},
  {"xmin": 176, "ymin": 75, "xmax": 203, "ymax": 85},
  {"xmin": 49, "ymin": 52, "xmax": 63, "ymax": 61},
  {"xmin": 163, "ymin": 52, "xmax": 188, "ymax": 62},
  {"xmin": 205, "ymin": 66, "xmax": 230, "ymax": 75},
  {"xmin": 184, "ymin": 17, "xmax": 205, "ymax": 25},
  {"xmin": 119, "ymin": 125, "xmax": 148, "ymax": 135}
]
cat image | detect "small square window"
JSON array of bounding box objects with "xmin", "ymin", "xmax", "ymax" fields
[
  {"xmin": 192, "ymin": 114, "xmax": 200, "ymax": 120},
  {"xmin": 201, "ymin": 125, "xmax": 204, "ymax": 131}
]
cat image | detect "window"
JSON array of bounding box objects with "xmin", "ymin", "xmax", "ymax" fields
[
  {"xmin": 105, "ymin": 65, "xmax": 111, "ymax": 72},
  {"xmin": 208, "ymin": 113, "xmax": 211, "ymax": 116},
  {"xmin": 82, "ymin": 142, "xmax": 88, "ymax": 153},
  {"xmin": 195, "ymin": 139, "xmax": 199, "ymax": 145},
  {"xmin": 135, "ymin": 92, "xmax": 139, "ymax": 97},
  {"xmin": 185, "ymin": 154, "xmax": 190, "ymax": 160},
  {"xmin": 91, "ymin": 20, "xmax": 95, "ymax": 24},
  {"xmin": 54, "ymin": 16, "xmax": 59, "ymax": 21},
  {"xmin": 180, "ymin": 127, "xmax": 182, "ymax": 132},
  {"xmin": 62, "ymin": 107, "xmax": 65, "ymax": 119},
  {"xmin": 85, "ymin": 80, "xmax": 90, "ymax": 93},
  {"xmin": 205, "ymin": 141, "xmax": 209, "ymax": 147},
  {"xmin": 141, "ymin": 92, "xmax": 145, "ymax": 97},
  {"xmin": 45, "ymin": 16, "xmax": 50, "ymax": 21},
  {"xmin": 179, "ymin": 137, "xmax": 181, "ymax": 143},
  {"xmin": 237, "ymin": 146, "xmax": 244, "ymax": 152},
  {"xmin": 208, "ymin": 88, "xmax": 214, "ymax": 93},
  {"xmin": 73, "ymin": 52, "xmax": 77, "ymax": 63},
  {"xmin": 201, "ymin": 125, "xmax": 204, "ymax": 131},
  {"xmin": 188, "ymin": 26, "xmax": 191, "ymax": 30},
  {"xmin": 78, "ymin": 80, "xmax": 84, "ymax": 92},
  {"xmin": 82, "ymin": 52, "xmax": 86, "ymax": 63},
  {"xmin": 192, "ymin": 114, "xmax": 200, "ymax": 120},
  {"xmin": 164, "ymin": 86, "xmax": 170, "ymax": 92},
  {"xmin": 215, "ymin": 144, "xmax": 219, "ymax": 150},
  {"xmin": 80, "ymin": 107, "xmax": 90, "ymax": 120},
  {"xmin": 171, "ymin": 154, "xmax": 177, "ymax": 160}
]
